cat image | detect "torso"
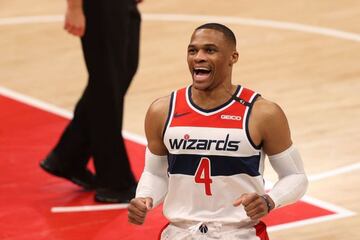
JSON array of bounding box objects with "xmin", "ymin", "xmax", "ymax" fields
[{"xmin": 162, "ymin": 85, "xmax": 266, "ymax": 225}]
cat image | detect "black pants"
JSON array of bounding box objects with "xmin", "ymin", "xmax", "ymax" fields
[{"xmin": 53, "ymin": 0, "xmax": 140, "ymax": 190}]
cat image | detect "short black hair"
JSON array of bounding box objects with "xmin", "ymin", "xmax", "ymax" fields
[{"xmin": 195, "ymin": 23, "xmax": 236, "ymax": 47}]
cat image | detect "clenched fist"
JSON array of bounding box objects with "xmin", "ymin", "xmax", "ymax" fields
[
  {"xmin": 128, "ymin": 197, "xmax": 153, "ymax": 225},
  {"xmin": 233, "ymin": 193, "xmax": 274, "ymax": 221}
]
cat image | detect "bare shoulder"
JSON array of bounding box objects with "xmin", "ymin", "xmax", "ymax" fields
[
  {"xmin": 147, "ymin": 95, "xmax": 171, "ymax": 120},
  {"xmin": 145, "ymin": 95, "xmax": 171, "ymax": 154},
  {"xmin": 251, "ymin": 96, "xmax": 292, "ymax": 155},
  {"xmin": 252, "ymin": 97, "xmax": 287, "ymax": 122}
]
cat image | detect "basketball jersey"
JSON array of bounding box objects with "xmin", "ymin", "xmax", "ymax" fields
[{"xmin": 162, "ymin": 85, "xmax": 266, "ymax": 226}]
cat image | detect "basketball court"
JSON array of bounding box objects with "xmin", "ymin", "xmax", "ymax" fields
[{"xmin": 1, "ymin": 1, "xmax": 359, "ymax": 239}]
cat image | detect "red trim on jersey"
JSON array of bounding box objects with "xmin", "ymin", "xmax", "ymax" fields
[
  {"xmin": 239, "ymin": 87, "xmax": 256, "ymax": 103},
  {"xmin": 169, "ymin": 86, "xmax": 257, "ymax": 129},
  {"xmin": 255, "ymin": 221, "xmax": 270, "ymax": 240},
  {"xmin": 158, "ymin": 222, "xmax": 170, "ymax": 240}
]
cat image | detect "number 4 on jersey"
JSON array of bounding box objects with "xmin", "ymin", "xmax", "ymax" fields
[{"xmin": 195, "ymin": 157, "xmax": 213, "ymax": 196}]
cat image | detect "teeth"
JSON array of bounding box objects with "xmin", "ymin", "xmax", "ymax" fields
[{"xmin": 195, "ymin": 67, "xmax": 209, "ymax": 70}]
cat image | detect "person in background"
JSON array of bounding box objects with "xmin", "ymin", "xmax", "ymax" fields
[
  {"xmin": 128, "ymin": 23, "xmax": 308, "ymax": 239},
  {"xmin": 40, "ymin": 0, "xmax": 142, "ymax": 203}
]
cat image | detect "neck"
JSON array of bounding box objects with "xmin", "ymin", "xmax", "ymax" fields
[{"xmin": 191, "ymin": 84, "xmax": 237, "ymax": 110}]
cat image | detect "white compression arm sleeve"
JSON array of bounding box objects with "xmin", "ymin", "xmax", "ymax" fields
[
  {"xmin": 136, "ymin": 148, "xmax": 168, "ymax": 207},
  {"xmin": 267, "ymin": 145, "xmax": 309, "ymax": 208}
]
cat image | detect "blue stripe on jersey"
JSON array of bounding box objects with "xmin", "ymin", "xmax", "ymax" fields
[{"xmin": 167, "ymin": 153, "xmax": 261, "ymax": 177}]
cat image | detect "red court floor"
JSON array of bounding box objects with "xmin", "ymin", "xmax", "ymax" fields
[{"xmin": 0, "ymin": 94, "xmax": 336, "ymax": 239}]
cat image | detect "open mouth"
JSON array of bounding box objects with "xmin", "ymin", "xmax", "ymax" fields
[{"xmin": 193, "ymin": 67, "xmax": 212, "ymax": 81}]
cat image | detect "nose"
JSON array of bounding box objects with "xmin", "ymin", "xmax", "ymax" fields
[{"xmin": 194, "ymin": 50, "xmax": 206, "ymax": 62}]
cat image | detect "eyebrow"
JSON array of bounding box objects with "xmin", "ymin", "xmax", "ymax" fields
[{"xmin": 188, "ymin": 43, "xmax": 218, "ymax": 48}]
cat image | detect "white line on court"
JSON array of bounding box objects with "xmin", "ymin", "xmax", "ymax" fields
[
  {"xmin": 144, "ymin": 14, "xmax": 360, "ymax": 42},
  {"xmin": 1, "ymin": 14, "xmax": 360, "ymax": 42},
  {"xmin": 0, "ymin": 15, "xmax": 62, "ymax": 25},
  {"xmin": 0, "ymin": 86, "xmax": 72, "ymax": 119},
  {"xmin": 268, "ymin": 210, "xmax": 355, "ymax": 232},
  {"xmin": 51, "ymin": 203, "xmax": 129, "ymax": 213},
  {"xmin": 308, "ymin": 162, "xmax": 360, "ymax": 182},
  {"xmin": 268, "ymin": 194, "xmax": 356, "ymax": 232},
  {"xmin": 0, "ymin": 86, "xmax": 146, "ymax": 144},
  {"xmin": 302, "ymin": 195, "xmax": 355, "ymax": 215}
]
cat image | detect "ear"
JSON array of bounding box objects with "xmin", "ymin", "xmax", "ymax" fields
[{"xmin": 229, "ymin": 51, "xmax": 239, "ymax": 66}]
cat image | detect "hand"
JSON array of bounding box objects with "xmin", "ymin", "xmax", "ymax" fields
[
  {"xmin": 128, "ymin": 197, "xmax": 153, "ymax": 225},
  {"xmin": 64, "ymin": 5, "xmax": 85, "ymax": 37},
  {"xmin": 233, "ymin": 193, "xmax": 271, "ymax": 221}
]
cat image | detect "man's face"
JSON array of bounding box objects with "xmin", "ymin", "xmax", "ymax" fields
[{"xmin": 187, "ymin": 28, "xmax": 237, "ymax": 91}]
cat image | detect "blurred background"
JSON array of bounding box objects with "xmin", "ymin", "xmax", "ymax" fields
[{"xmin": 0, "ymin": 0, "xmax": 359, "ymax": 239}]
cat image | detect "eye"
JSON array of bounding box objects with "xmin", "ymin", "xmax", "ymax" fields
[
  {"xmin": 206, "ymin": 48, "xmax": 216, "ymax": 54},
  {"xmin": 188, "ymin": 48, "xmax": 197, "ymax": 55}
]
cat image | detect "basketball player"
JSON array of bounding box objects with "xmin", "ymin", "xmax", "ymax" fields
[{"xmin": 128, "ymin": 23, "xmax": 308, "ymax": 239}]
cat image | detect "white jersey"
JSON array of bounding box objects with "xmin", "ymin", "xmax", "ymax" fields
[{"xmin": 162, "ymin": 85, "xmax": 266, "ymax": 226}]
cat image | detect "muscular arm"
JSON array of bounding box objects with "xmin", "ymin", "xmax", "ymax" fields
[
  {"xmin": 234, "ymin": 98, "xmax": 308, "ymax": 219},
  {"xmin": 254, "ymin": 98, "xmax": 308, "ymax": 206},
  {"xmin": 249, "ymin": 97, "xmax": 292, "ymax": 154},
  {"xmin": 145, "ymin": 96, "xmax": 170, "ymax": 155},
  {"xmin": 136, "ymin": 96, "xmax": 170, "ymax": 205},
  {"xmin": 128, "ymin": 96, "xmax": 170, "ymax": 225}
]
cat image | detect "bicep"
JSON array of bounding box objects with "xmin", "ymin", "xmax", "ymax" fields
[
  {"xmin": 261, "ymin": 103, "xmax": 292, "ymax": 155},
  {"xmin": 144, "ymin": 98, "xmax": 169, "ymax": 155}
]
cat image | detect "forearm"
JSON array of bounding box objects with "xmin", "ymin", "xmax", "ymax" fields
[
  {"xmin": 136, "ymin": 148, "xmax": 168, "ymax": 207},
  {"xmin": 268, "ymin": 173, "xmax": 308, "ymax": 208},
  {"xmin": 267, "ymin": 145, "xmax": 309, "ymax": 208},
  {"xmin": 67, "ymin": 0, "xmax": 83, "ymax": 9},
  {"xmin": 136, "ymin": 172, "xmax": 168, "ymax": 207}
]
